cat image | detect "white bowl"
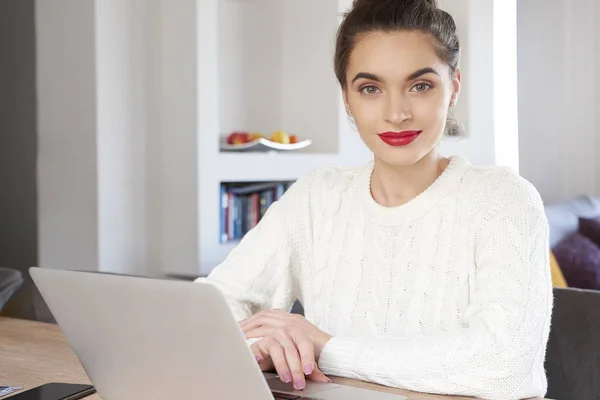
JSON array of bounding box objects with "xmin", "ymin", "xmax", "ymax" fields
[{"xmin": 219, "ymin": 137, "xmax": 312, "ymax": 152}]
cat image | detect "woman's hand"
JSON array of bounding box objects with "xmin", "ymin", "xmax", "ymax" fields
[{"xmin": 241, "ymin": 310, "xmax": 333, "ymax": 390}]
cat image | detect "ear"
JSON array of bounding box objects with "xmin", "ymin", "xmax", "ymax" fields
[{"xmin": 451, "ymin": 67, "xmax": 461, "ymax": 104}]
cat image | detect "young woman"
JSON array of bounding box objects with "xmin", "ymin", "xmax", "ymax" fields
[{"xmin": 198, "ymin": 0, "xmax": 553, "ymax": 398}]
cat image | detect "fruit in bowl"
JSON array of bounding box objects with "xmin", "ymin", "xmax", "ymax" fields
[
  {"xmin": 249, "ymin": 132, "xmax": 264, "ymax": 141},
  {"xmin": 226, "ymin": 131, "xmax": 266, "ymax": 145},
  {"xmin": 226, "ymin": 131, "xmax": 250, "ymax": 145},
  {"xmin": 270, "ymin": 131, "xmax": 290, "ymax": 144}
]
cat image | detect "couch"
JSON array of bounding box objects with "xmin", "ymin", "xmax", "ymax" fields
[
  {"xmin": 545, "ymin": 195, "xmax": 600, "ymax": 250},
  {"xmin": 543, "ymin": 196, "xmax": 600, "ymax": 399},
  {"xmin": 545, "ymin": 195, "xmax": 600, "ymax": 291},
  {"xmin": 545, "ymin": 287, "xmax": 600, "ymax": 400}
]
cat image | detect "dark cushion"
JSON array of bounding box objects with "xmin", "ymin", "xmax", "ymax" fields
[
  {"xmin": 552, "ymin": 233, "xmax": 600, "ymax": 290},
  {"xmin": 579, "ymin": 217, "xmax": 600, "ymax": 248}
]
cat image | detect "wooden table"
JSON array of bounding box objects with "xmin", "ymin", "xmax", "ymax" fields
[{"xmin": 0, "ymin": 317, "xmax": 549, "ymax": 400}]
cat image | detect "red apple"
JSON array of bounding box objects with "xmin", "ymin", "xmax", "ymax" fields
[{"xmin": 227, "ymin": 131, "xmax": 250, "ymax": 145}]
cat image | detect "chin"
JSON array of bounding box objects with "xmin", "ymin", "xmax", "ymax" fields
[
  {"xmin": 378, "ymin": 152, "xmax": 424, "ymax": 168},
  {"xmin": 371, "ymin": 142, "xmax": 434, "ymax": 168}
]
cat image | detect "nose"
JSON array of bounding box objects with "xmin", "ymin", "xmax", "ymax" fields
[{"xmin": 384, "ymin": 92, "xmax": 412, "ymax": 125}]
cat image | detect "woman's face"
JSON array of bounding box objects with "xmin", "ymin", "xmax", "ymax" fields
[{"xmin": 343, "ymin": 30, "xmax": 461, "ymax": 168}]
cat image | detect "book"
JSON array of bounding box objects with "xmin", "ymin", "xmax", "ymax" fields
[{"xmin": 219, "ymin": 181, "xmax": 294, "ymax": 243}]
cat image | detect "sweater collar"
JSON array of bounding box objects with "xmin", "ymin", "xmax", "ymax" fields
[{"xmin": 357, "ymin": 155, "xmax": 470, "ymax": 226}]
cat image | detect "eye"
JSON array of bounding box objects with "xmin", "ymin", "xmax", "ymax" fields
[
  {"xmin": 360, "ymin": 85, "xmax": 381, "ymax": 95},
  {"xmin": 411, "ymin": 83, "xmax": 432, "ymax": 93}
]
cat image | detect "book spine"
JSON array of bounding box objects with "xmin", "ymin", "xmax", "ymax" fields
[
  {"xmin": 228, "ymin": 192, "xmax": 235, "ymax": 241},
  {"xmin": 220, "ymin": 185, "xmax": 228, "ymax": 243},
  {"xmin": 220, "ymin": 181, "xmax": 294, "ymax": 244}
]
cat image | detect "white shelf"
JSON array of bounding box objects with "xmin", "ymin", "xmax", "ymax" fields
[{"xmin": 217, "ymin": 153, "xmax": 340, "ymax": 182}]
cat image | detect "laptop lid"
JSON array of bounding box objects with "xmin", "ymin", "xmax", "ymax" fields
[{"xmin": 29, "ymin": 267, "xmax": 273, "ymax": 400}]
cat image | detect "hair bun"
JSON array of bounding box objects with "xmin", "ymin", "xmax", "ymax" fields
[{"xmin": 353, "ymin": 0, "xmax": 438, "ymax": 9}]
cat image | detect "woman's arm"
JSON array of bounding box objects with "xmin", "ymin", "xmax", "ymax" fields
[
  {"xmin": 196, "ymin": 175, "xmax": 313, "ymax": 323},
  {"xmin": 318, "ymin": 178, "xmax": 553, "ymax": 400}
]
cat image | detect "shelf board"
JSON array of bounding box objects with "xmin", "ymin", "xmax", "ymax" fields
[{"xmin": 217, "ymin": 152, "xmax": 340, "ymax": 182}]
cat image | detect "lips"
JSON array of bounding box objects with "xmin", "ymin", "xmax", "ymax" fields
[{"xmin": 377, "ymin": 130, "xmax": 422, "ymax": 147}]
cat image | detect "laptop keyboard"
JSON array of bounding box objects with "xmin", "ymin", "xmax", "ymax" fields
[{"xmin": 272, "ymin": 391, "xmax": 324, "ymax": 400}]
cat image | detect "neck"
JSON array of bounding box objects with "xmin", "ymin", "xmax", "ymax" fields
[{"xmin": 370, "ymin": 150, "xmax": 449, "ymax": 207}]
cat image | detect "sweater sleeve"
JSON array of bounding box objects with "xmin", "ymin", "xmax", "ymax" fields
[
  {"xmin": 196, "ymin": 175, "xmax": 312, "ymax": 323},
  {"xmin": 318, "ymin": 178, "xmax": 553, "ymax": 400}
]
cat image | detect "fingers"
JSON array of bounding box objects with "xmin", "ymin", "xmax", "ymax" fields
[
  {"xmin": 250, "ymin": 342, "xmax": 267, "ymax": 364},
  {"xmin": 244, "ymin": 325, "xmax": 275, "ymax": 340},
  {"xmin": 295, "ymin": 335, "xmax": 317, "ymax": 377},
  {"xmin": 259, "ymin": 332, "xmax": 307, "ymax": 390},
  {"xmin": 274, "ymin": 330, "xmax": 306, "ymax": 390},
  {"xmin": 259, "ymin": 337, "xmax": 293, "ymax": 385},
  {"xmin": 308, "ymin": 366, "xmax": 332, "ymax": 383},
  {"xmin": 294, "ymin": 334, "xmax": 332, "ymax": 384},
  {"xmin": 252, "ymin": 324, "xmax": 332, "ymax": 391},
  {"xmin": 241, "ymin": 313, "xmax": 287, "ymax": 334}
]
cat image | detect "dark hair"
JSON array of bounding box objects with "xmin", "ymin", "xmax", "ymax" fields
[{"xmin": 335, "ymin": 0, "xmax": 464, "ymax": 136}]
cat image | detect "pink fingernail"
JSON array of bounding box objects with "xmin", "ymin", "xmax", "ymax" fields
[
  {"xmin": 281, "ymin": 371, "xmax": 292, "ymax": 383},
  {"xmin": 294, "ymin": 379, "xmax": 306, "ymax": 390},
  {"xmin": 303, "ymin": 363, "xmax": 313, "ymax": 375},
  {"xmin": 255, "ymin": 355, "xmax": 263, "ymax": 363}
]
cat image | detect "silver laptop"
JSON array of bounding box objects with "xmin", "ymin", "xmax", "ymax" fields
[{"xmin": 30, "ymin": 267, "xmax": 407, "ymax": 400}]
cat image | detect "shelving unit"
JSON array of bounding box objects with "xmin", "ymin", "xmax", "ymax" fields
[{"xmin": 191, "ymin": 0, "xmax": 371, "ymax": 276}]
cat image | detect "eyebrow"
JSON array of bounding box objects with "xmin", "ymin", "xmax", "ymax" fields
[{"xmin": 351, "ymin": 67, "xmax": 440, "ymax": 84}]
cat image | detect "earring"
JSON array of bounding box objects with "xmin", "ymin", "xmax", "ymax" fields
[
  {"xmin": 347, "ymin": 109, "xmax": 353, "ymax": 116},
  {"xmin": 450, "ymin": 101, "xmax": 456, "ymax": 108}
]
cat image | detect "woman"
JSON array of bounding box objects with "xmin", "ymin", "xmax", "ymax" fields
[{"xmin": 199, "ymin": 0, "xmax": 553, "ymax": 398}]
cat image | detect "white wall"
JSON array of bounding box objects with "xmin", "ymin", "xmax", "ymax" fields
[
  {"xmin": 518, "ymin": 0, "xmax": 599, "ymax": 203},
  {"xmin": 37, "ymin": 0, "xmax": 202, "ymax": 277},
  {"xmin": 437, "ymin": 0, "xmax": 507, "ymax": 168},
  {"xmin": 37, "ymin": 0, "xmax": 161, "ymax": 275},
  {"xmin": 155, "ymin": 0, "xmax": 200, "ymax": 276},
  {"xmin": 492, "ymin": 0, "xmax": 519, "ymax": 171},
  {"xmin": 95, "ymin": 0, "xmax": 148, "ymax": 274},
  {"xmin": 281, "ymin": 0, "xmax": 339, "ymax": 153},
  {"xmin": 144, "ymin": 0, "xmax": 164, "ymax": 275},
  {"xmin": 219, "ymin": 0, "xmax": 283, "ymax": 139},
  {"xmin": 36, "ymin": 0, "xmax": 99, "ymax": 272}
]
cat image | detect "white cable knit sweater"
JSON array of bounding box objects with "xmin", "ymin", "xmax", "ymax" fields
[{"xmin": 201, "ymin": 155, "xmax": 553, "ymax": 400}]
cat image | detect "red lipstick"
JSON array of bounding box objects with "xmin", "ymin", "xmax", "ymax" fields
[{"xmin": 377, "ymin": 130, "xmax": 422, "ymax": 146}]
